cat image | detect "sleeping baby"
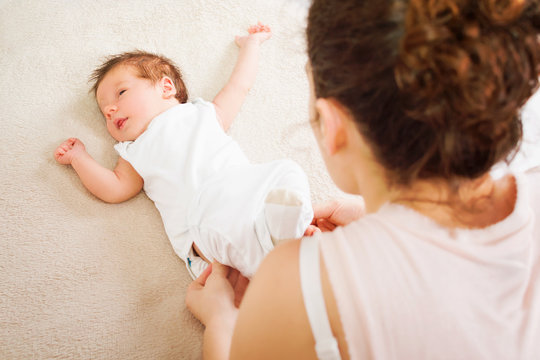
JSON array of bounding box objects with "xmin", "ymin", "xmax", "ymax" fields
[{"xmin": 54, "ymin": 24, "xmax": 312, "ymax": 279}]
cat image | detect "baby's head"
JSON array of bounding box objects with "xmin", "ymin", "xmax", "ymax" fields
[{"xmin": 90, "ymin": 51, "xmax": 189, "ymax": 142}]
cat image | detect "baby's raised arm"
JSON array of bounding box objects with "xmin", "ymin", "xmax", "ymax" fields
[
  {"xmin": 212, "ymin": 23, "xmax": 272, "ymax": 132},
  {"xmin": 54, "ymin": 138, "xmax": 143, "ymax": 203}
]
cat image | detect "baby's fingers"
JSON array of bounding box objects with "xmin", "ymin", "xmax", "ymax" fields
[
  {"xmin": 248, "ymin": 22, "xmax": 271, "ymax": 34},
  {"xmin": 54, "ymin": 141, "xmax": 74, "ymax": 164},
  {"xmin": 54, "ymin": 145, "xmax": 67, "ymax": 156},
  {"xmin": 54, "ymin": 151, "xmax": 65, "ymax": 163}
]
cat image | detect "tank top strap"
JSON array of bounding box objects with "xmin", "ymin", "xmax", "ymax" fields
[{"xmin": 299, "ymin": 235, "xmax": 342, "ymax": 360}]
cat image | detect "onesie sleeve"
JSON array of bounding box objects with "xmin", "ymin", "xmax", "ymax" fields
[
  {"xmin": 191, "ymin": 98, "xmax": 221, "ymax": 128},
  {"xmin": 191, "ymin": 97, "xmax": 213, "ymax": 108},
  {"xmin": 113, "ymin": 141, "xmax": 131, "ymax": 161}
]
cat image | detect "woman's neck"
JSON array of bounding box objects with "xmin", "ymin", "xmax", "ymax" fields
[
  {"xmin": 387, "ymin": 174, "xmax": 517, "ymax": 229},
  {"xmin": 339, "ymin": 117, "xmax": 517, "ymax": 228}
]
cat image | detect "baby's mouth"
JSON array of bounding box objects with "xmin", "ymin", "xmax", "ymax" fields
[{"xmin": 115, "ymin": 117, "xmax": 127, "ymax": 129}]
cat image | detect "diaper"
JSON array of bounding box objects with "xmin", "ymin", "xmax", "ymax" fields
[{"xmin": 182, "ymin": 159, "xmax": 313, "ymax": 279}]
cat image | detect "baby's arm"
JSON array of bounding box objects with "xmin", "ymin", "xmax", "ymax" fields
[
  {"xmin": 54, "ymin": 138, "xmax": 143, "ymax": 203},
  {"xmin": 213, "ymin": 23, "xmax": 272, "ymax": 132}
]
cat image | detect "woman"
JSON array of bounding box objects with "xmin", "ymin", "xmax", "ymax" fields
[{"xmin": 186, "ymin": 0, "xmax": 540, "ymax": 358}]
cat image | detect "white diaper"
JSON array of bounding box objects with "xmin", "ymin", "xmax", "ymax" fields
[
  {"xmin": 185, "ymin": 246, "xmax": 210, "ymax": 280},
  {"xmin": 182, "ymin": 159, "xmax": 313, "ymax": 279}
]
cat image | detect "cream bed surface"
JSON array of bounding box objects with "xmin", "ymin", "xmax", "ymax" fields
[
  {"xmin": 2, "ymin": 0, "xmax": 539, "ymax": 359},
  {"xmin": 0, "ymin": 0, "xmax": 340, "ymax": 358}
]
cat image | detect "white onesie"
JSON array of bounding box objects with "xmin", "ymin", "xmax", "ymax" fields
[{"xmin": 114, "ymin": 99, "xmax": 312, "ymax": 278}]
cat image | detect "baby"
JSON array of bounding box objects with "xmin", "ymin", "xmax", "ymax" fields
[{"xmin": 54, "ymin": 24, "xmax": 312, "ymax": 279}]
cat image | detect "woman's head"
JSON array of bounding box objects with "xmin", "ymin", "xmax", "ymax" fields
[{"xmin": 307, "ymin": 0, "xmax": 540, "ymax": 186}]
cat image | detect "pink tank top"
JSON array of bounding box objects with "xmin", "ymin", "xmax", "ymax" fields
[{"xmin": 304, "ymin": 169, "xmax": 540, "ymax": 359}]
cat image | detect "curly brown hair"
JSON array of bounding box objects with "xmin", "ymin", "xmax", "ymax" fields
[
  {"xmin": 307, "ymin": 0, "xmax": 540, "ymax": 185},
  {"xmin": 90, "ymin": 50, "xmax": 189, "ymax": 104}
]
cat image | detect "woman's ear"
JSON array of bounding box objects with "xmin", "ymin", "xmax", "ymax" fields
[
  {"xmin": 159, "ymin": 76, "xmax": 177, "ymax": 99},
  {"xmin": 315, "ymin": 98, "xmax": 348, "ymax": 155}
]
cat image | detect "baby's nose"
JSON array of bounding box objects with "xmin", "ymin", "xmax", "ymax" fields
[{"xmin": 105, "ymin": 105, "xmax": 118, "ymax": 118}]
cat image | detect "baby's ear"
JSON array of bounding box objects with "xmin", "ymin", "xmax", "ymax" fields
[{"xmin": 160, "ymin": 76, "xmax": 177, "ymax": 99}]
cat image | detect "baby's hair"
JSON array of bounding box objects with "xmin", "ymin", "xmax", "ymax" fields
[
  {"xmin": 90, "ymin": 50, "xmax": 189, "ymax": 104},
  {"xmin": 307, "ymin": 0, "xmax": 540, "ymax": 186}
]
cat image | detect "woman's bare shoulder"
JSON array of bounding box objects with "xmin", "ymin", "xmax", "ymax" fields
[
  {"xmin": 230, "ymin": 237, "xmax": 350, "ymax": 359},
  {"xmin": 230, "ymin": 239, "xmax": 318, "ymax": 359}
]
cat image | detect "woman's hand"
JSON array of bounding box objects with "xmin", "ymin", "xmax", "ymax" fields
[
  {"xmin": 186, "ymin": 263, "xmax": 250, "ymax": 358},
  {"xmin": 309, "ymin": 197, "xmax": 366, "ymax": 233},
  {"xmin": 186, "ymin": 262, "xmax": 250, "ymax": 326}
]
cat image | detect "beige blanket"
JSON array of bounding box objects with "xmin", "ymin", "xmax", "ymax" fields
[
  {"xmin": 2, "ymin": 0, "xmax": 539, "ymax": 358},
  {"xmin": 0, "ymin": 0, "xmax": 343, "ymax": 358}
]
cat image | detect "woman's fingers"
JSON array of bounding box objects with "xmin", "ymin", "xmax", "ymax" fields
[
  {"xmin": 233, "ymin": 274, "xmax": 250, "ymax": 308},
  {"xmin": 312, "ymin": 200, "xmax": 339, "ymax": 221},
  {"xmin": 304, "ymin": 225, "xmax": 321, "ymax": 236},
  {"xmin": 316, "ymin": 218, "xmax": 337, "ymax": 232},
  {"xmin": 193, "ymin": 262, "xmax": 213, "ymax": 287},
  {"xmin": 211, "ymin": 261, "xmax": 232, "ymax": 278},
  {"xmin": 227, "ymin": 267, "xmax": 240, "ymax": 288}
]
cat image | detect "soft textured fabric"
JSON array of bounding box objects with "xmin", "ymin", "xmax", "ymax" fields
[
  {"xmin": 318, "ymin": 168, "xmax": 540, "ymax": 359},
  {"xmin": 115, "ymin": 99, "xmax": 312, "ymax": 278},
  {"xmin": 0, "ymin": 1, "xmax": 332, "ymax": 358}
]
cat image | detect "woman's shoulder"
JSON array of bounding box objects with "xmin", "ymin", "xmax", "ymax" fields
[
  {"xmin": 230, "ymin": 239, "xmax": 316, "ymax": 358},
  {"xmin": 230, "ymin": 238, "xmax": 349, "ymax": 359}
]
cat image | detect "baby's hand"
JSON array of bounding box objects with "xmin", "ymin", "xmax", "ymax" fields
[
  {"xmin": 235, "ymin": 22, "xmax": 272, "ymax": 47},
  {"xmin": 54, "ymin": 138, "xmax": 86, "ymax": 165}
]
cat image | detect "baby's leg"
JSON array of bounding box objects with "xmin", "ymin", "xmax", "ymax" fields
[
  {"xmin": 193, "ymin": 242, "xmax": 211, "ymax": 263},
  {"xmin": 265, "ymin": 188, "xmax": 311, "ymax": 244},
  {"xmin": 257, "ymin": 160, "xmax": 313, "ymax": 250},
  {"xmin": 188, "ymin": 160, "xmax": 312, "ymax": 278},
  {"xmin": 186, "ymin": 226, "xmax": 263, "ymax": 279}
]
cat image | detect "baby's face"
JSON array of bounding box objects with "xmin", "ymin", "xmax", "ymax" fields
[{"xmin": 96, "ymin": 65, "xmax": 166, "ymax": 142}]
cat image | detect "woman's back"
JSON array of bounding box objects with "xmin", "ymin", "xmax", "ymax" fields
[{"xmin": 320, "ymin": 168, "xmax": 540, "ymax": 359}]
